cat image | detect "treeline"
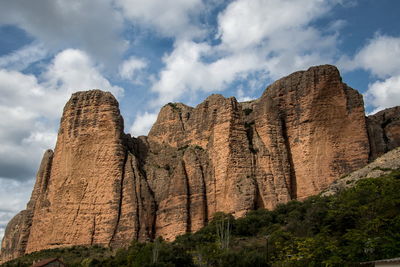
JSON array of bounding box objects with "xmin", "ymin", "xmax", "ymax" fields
[{"xmin": 3, "ymin": 169, "xmax": 400, "ymax": 267}]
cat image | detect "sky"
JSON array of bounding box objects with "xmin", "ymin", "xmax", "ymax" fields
[{"xmin": 0, "ymin": 0, "xmax": 399, "ymax": 241}]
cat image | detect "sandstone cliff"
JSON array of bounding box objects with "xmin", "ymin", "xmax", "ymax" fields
[
  {"xmin": 1, "ymin": 65, "xmax": 398, "ymax": 262},
  {"xmin": 367, "ymin": 106, "xmax": 400, "ymax": 160}
]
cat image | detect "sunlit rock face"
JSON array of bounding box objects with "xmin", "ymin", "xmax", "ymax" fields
[{"xmin": 3, "ymin": 65, "xmax": 396, "ymax": 263}]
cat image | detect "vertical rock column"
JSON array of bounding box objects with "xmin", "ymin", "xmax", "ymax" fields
[
  {"xmin": 260, "ymin": 65, "xmax": 370, "ymax": 199},
  {"xmin": 25, "ymin": 90, "xmax": 128, "ymax": 253}
]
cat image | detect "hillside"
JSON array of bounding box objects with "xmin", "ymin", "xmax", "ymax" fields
[{"xmin": 323, "ymin": 147, "xmax": 400, "ymax": 196}]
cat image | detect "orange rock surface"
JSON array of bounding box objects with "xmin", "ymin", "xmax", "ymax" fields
[{"xmin": 2, "ymin": 65, "xmax": 397, "ymax": 262}]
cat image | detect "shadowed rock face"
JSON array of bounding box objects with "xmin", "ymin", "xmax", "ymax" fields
[
  {"xmin": 1, "ymin": 65, "xmax": 397, "ymax": 262},
  {"xmin": 24, "ymin": 90, "xmax": 130, "ymax": 254},
  {"xmin": 367, "ymin": 106, "xmax": 400, "ymax": 161}
]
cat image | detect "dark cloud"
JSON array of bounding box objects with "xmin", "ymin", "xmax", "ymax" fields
[
  {"xmin": 0, "ymin": 161, "xmax": 37, "ymax": 181},
  {"xmin": 0, "ymin": 0, "xmax": 126, "ymax": 65}
]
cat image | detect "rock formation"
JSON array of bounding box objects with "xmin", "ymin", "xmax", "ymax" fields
[
  {"xmin": 367, "ymin": 106, "xmax": 400, "ymax": 160},
  {"xmin": 322, "ymin": 147, "xmax": 400, "ymax": 197},
  {"xmin": 1, "ymin": 65, "xmax": 399, "ymax": 263}
]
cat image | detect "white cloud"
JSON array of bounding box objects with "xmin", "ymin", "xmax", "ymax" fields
[
  {"xmin": 217, "ymin": 0, "xmax": 331, "ymax": 51},
  {"xmin": 115, "ymin": 0, "xmax": 204, "ymax": 38},
  {"xmin": 130, "ymin": 112, "xmax": 158, "ymax": 137},
  {"xmin": 216, "ymin": 0, "xmax": 340, "ymax": 79},
  {"xmin": 236, "ymin": 88, "xmax": 254, "ymax": 102},
  {"xmin": 0, "ymin": 0, "xmax": 125, "ymax": 64},
  {"xmin": 151, "ymin": 40, "xmax": 265, "ymax": 105},
  {"xmin": 150, "ymin": 0, "xmax": 341, "ymax": 105},
  {"xmin": 43, "ymin": 49, "xmax": 124, "ymax": 99},
  {"xmin": 119, "ymin": 57, "xmax": 148, "ymax": 83},
  {"xmin": 341, "ymin": 35, "xmax": 400, "ymax": 78},
  {"xmin": 0, "ymin": 43, "xmax": 47, "ymax": 71},
  {"xmin": 365, "ymin": 75, "xmax": 400, "ymax": 114},
  {"xmin": 337, "ymin": 34, "xmax": 400, "ymax": 112}
]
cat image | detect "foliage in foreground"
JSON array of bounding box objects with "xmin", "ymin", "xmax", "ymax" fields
[{"xmin": 3, "ymin": 169, "xmax": 400, "ymax": 267}]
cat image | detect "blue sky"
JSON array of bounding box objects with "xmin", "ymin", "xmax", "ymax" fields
[{"xmin": 0, "ymin": 0, "xmax": 399, "ymax": 240}]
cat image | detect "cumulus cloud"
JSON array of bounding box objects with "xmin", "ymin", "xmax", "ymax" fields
[
  {"xmin": 217, "ymin": 0, "xmax": 331, "ymax": 51},
  {"xmin": 119, "ymin": 56, "xmax": 148, "ymax": 83},
  {"xmin": 115, "ymin": 0, "xmax": 204, "ymax": 38},
  {"xmin": 150, "ymin": 0, "xmax": 342, "ymax": 105},
  {"xmin": 216, "ymin": 0, "xmax": 341, "ymax": 79},
  {"xmin": 0, "ymin": 49, "xmax": 123, "ymax": 181},
  {"xmin": 130, "ymin": 111, "xmax": 158, "ymax": 136},
  {"xmin": 0, "ymin": 0, "xmax": 125, "ymax": 64},
  {"xmin": 340, "ymin": 35, "xmax": 400, "ymax": 78},
  {"xmin": 339, "ymin": 35, "xmax": 400, "ymax": 112},
  {"xmin": 151, "ymin": 40, "xmax": 265, "ymax": 105},
  {"xmin": 365, "ymin": 75, "xmax": 400, "ymax": 114},
  {"xmin": 43, "ymin": 49, "xmax": 124, "ymax": 99}
]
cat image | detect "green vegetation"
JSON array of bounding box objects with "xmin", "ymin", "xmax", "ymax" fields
[
  {"xmin": 372, "ymin": 166, "xmax": 393, "ymax": 172},
  {"xmin": 194, "ymin": 145, "xmax": 204, "ymax": 151},
  {"xmin": 167, "ymin": 102, "xmax": 181, "ymax": 112},
  {"xmin": 244, "ymin": 121, "xmax": 257, "ymax": 154},
  {"xmin": 1, "ymin": 245, "xmax": 111, "ymax": 267},
  {"xmin": 178, "ymin": 145, "xmax": 189, "ymax": 151},
  {"xmin": 244, "ymin": 121, "xmax": 255, "ymax": 128},
  {"xmin": 243, "ymin": 108, "xmax": 253, "ymax": 116},
  {"xmin": 4, "ymin": 170, "xmax": 400, "ymax": 266}
]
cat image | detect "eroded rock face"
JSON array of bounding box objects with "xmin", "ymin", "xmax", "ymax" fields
[
  {"xmin": 135, "ymin": 65, "xmax": 371, "ymax": 240},
  {"xmin": 367, "ymin": 106, "xmax": 400, "ymax": 161},
  {"xmin": 0, "ymin": 90, "xmax": 156, "ymax": 264},
  {"xmin": 1, "ymin": 65, "xmax": 397, "ymax": 262},
  {"xmin": 23, "ymin": 90, "xmax": 130, "ymax": 254},
  {"xmin": 146, "ymin": 95, "xmax": 256, "ymax": 239},
  {"xmin": 256, "ymin": 65, "xmax": 370, "ymax": 199}
]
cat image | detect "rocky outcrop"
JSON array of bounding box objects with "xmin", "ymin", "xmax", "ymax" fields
[
  {"xmin": 322, "ymin": 147, "xmax": 400, "ymax": 196},
  {"xmin": 367, "ymin": 106, "xmax": 400, "ymax": 161},
  {"xmin": 146, "ymin": 95, "xmax": 256, "ymax": 240},
  {"xmin": 256, "ymin": 65, "xmax": 370, "ymax": 200},
  {"xmin": 24, "ymin": 90, "xmax": 130, "ymax": 253},
  {"xmin": 1, "ymin": 90, "xmax": 157, "ymax": 263},
  {"xmin": 1, "ymin": 65, "xmax": 398, "ymax": 262}
]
